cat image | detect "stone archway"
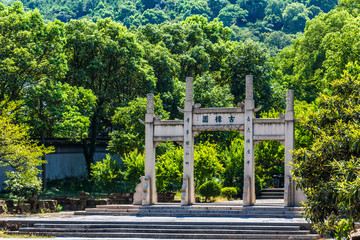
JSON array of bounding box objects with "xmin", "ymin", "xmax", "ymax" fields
[{"xmin": 135, "ymin": 75, "xmax": 305, "ymax": 207}]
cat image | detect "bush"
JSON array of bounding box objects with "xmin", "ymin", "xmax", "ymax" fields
[
  {"xmin": 255, "ymin": 174, "xmax": 263, "ymax": 195},
  {"xmin": 121, "ymin": 149, "xmax": 145, "ymax": 187},
  {"xmin": 221, "ymin": 187, "xmax": 237, "ymax": 200},
  {"xmin": 91, "ymin": 154, "xmax": 121, "ymax": 196},
  {"xmin": 198, "ymin": 180, "xmax": 221, "ymax": 202}
]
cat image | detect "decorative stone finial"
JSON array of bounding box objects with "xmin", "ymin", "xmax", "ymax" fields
[
  {"xmin": 147, "ymin": 93, "xmax": 154, "ymax": 114},
  {"xmin": 286, "ymin": 90, "xmax": 294, "ymax": 112},
  {"xmin": 246, "ymin": 75, "xmax": 253, "ymax": 99},
  {"xmin": 185, "ymin": 77, "xmax": 193, "ymax": 102}
]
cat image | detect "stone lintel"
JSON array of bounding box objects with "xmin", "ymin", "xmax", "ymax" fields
[
  {"xmin": 253, "ymin": 118, "xmax": 285, "ymax": 124},
  {"xmin": 193, "ymin": 125, "xmax": 244, "ymax": 132},
  {"xmin": 253, "ymin": 135, "xmax": 285, "ymax": 141},
  {"xmin": 193, "ymin": 107, "xmax": 244, "ymax": 114},
  {"xmin": 154, "ymin": 120, "xmax": 184, "ymax": 125},
  {"xmin": 154, "ymin": 136, "xmax": 184, "ymax": 142}
]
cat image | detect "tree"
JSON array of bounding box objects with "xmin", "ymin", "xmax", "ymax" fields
[
  {"xmin": 194, "ymin": 142, "xmax": 224, "ymax": 187},
  {"xmin": 193, "ymin": 74, "xmax": 234, "ymax": 108},
  {"xmin": 276, "ymin": 8, "xmax": 354, "ymax": 102},
  {"xmin": 238, "ymin": 0, "xmax": 268, "ymax": 23},
  {"xmin": 208, "ymin": 0, "xmax": 229, "ymax": 18},
  {"xmin": 0, "ymin": 2, "xmax": 67, "ymax": 102},
  {"xmin": 108, "ymin": 95, "xmax": 169, "ymax": 156},
  {"xmin": 217, "ymin": 4, "xmax": 247, "ymax": 27},
  {"xmin": 306, "ymin": 0, "xmax": 338, "ymax": 13},
  {"xmin": 21, "ymin": 80, "xmax": 97, "ymax": 186},
  {"xmin": 90, "ymin": 154, "xmax": 121, "ymax": 196},
  {"xmin": 282, "ymin": 3, "xmax": 310, "ymax": 34},
  {"xmin": 222, "ymin": 40, "xmax": 273, "ymax": 110},
  {"xmin": 142, "ymin": 9, "xmax": 170, "ymax": 24},
  {"xmin": 0, "ymin": 101, "xmax": 53, "ymax": 200},
  {"xmin": 63, "ymin": 18, "xmax": 156, "ymax": 176},
  {"xmin": 121, "ymin": 149, "xmax": 145, "ymax": 189},
  {"xmin": 156, "ymin": 144, "xmax": 183, "ymax": 193},
  {"xmin": 292, "ymin": 62, "xmax": 360, "ymax": 239},
  {"xmin": 264, "ymin": 31, "xmax": 292, "ymax": 56},
  {"xmin": 22, "ymin": 81, "xmax": 97, "ymax": 142}
]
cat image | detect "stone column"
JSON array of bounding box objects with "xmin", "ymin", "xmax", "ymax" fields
[
  {"xmin": 284, "ymin": 90, "xmax": 295, "ymax": 207},
  {"xmin": 144, "ymin": 93, "xmax": 156, "ymax": 205},
  {"xmin": 183, "ymin": 77, "xmax": 195, "ymax": 205},
  {"xmin": 243, "ymin": 75, "xmax": 255, "ymax": 206}
]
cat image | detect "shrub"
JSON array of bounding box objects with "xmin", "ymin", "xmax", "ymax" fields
[
  {"xmin": 91, "ymin": 154, "xmax": 121, "ymax": 196},
  {"xmin": 221, "ymin": 187, "xmax": 237, "ymax": 200},
  {"xmin": 198, "ymin": 180, "xmax": 221, "ymax": 202},
  {"xmin": 121, "ymin": 149, "xmax": 145, "ymax": 187}
]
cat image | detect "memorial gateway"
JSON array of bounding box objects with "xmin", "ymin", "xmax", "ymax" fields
[{"xmin": 134, "ymin": 75, "xmax": 305, "ymax": 207}]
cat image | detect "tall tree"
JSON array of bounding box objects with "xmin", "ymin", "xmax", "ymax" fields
[
  {"xmin": 0, "ymin": 2, "xmax": 67, "ymax": 102},
  {"xmin": 64, "ymin": 18, "xmax": 156, "ymax": 176},
  {"xmin": 292, "ymin": 62, "xmax": 360, "ymax": 239}
]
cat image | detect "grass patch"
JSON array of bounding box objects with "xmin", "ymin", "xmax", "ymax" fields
[{"xmin": 0, "ymin": 231, "xmax": 54, "ymax": 238}]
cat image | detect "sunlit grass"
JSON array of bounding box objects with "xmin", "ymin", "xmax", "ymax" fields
[{"xmin": 0, "ymin": 231, "xmax": 54, "ymax": 238}]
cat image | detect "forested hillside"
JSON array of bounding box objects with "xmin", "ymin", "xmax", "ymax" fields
[{"xmin": 0, "ymin": 0, "xmax": 338, "ymax": 54}]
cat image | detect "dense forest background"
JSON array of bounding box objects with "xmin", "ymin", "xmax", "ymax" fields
[{"xmin": 0, "ymin": 0, "xmax": 337, "ymax": 55}]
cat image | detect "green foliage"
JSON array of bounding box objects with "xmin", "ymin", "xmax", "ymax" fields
[
  {"xmin": 0, "ymin": 2, "xmax": 67, "ymax": 102},
  {"xmin": 255, "ymin": 140, "xmax": 284, "ymax": 188},
  {"xmin": 90, "ymin": 154, "xmax": 121, "ymax": 196},
  {"xmin": 276, "ymin": 7, "xmax": 355, "ymax": 102},
  {"xmin": 121, "ymin": 149, "xmax": 145, "ymax": 187},
  {"xmin": 154, "ymin": 142, "xmax": 224, "ymax": 192},
  {"xmin": 109, "ymin": 95, "xmax": 169, "ymax": 156},
  {"xmin": 194, "ymin": 142, "xmax": 224, "ymax": 186},
  {"xmin": 22, "ymin": 81, "xmax": 97, "ymax": 141},
  {"xmin": 156, "ymin": 144, "xmax": 183, "ymax": 193},
  {"xmin": 221, "ymin": 187, "xmax": 237, "ymax": 200},
  {"xmin": 282, "ymin": 3, "xmax": 310, "ymax": 34},
  {"xmin": 63, "ymin": 17, "xmax": 156, "ymax": 175},
  {"xmin": 221, "ymin": 137, "xmax": 263, "ymax": 196},
  {"xmin": 0, "ymin": 101, "xmax": 54, "ymax": 200},
  {"xmin": 292, "ymin": 63, "xmax": 360, "ymax": 239},
  {"xmin": 221, "ymin": 137, "xmax": 244, "ymax": 195},
  {"xmin": 198, "ymin": 180, "xmax": 221, "ymax": 201}
]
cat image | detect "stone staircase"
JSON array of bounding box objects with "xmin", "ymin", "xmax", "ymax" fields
[
  {"xmin": 8, "ymin": 220, "xmax": 320, "ymax": 239},
  {"xmin": 75, "ymin": 204, "xmax": 303, "ymax": 218},
  {"xmin": 257, "ymin": 188, "xmax": 284, "ymax": 199}
]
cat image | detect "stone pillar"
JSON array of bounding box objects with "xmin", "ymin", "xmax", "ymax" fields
[
  {"xmin": 183, "ymin": 77, "xmax": 195, "ymax": 205},
  {"xmin": 144, "ymin": 93, "xmax": 156, "ymax": 205},
  {"xmin": 284, "ymin": 90, "xmax": 295, "ymax": 207},
  {"xmin": 243, "ymin": 75, "xmax": 255, "ymax": 206}
]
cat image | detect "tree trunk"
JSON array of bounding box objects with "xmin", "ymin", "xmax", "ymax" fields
[
  {"xmin": 82, "ymin": 112, "xmax": 98, "ymax": 178},
  {"xmin": 40, "ymin": 99, "xmax": 47, "ymax": 189}
]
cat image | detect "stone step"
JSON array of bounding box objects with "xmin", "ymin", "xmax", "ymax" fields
[
  {"xmin": 13, "ymin": 231, "xmax": 320, "ymax": 239},
  {"xmin": 257, "ymin": 196, "xmax": 284, "ymax": 199},
  {"xmin": 30, "ymin": 223, "xmax": 301, "ymax": 231},
  {"xmin": 20, "ymin": 227, "xmax": 311, "ymax": 235},
  {"xmin": 261, "ymin": 188, "xmax": 284, "ymax": 192}
]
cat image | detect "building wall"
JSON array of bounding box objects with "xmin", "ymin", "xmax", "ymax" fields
[{"xmin": 0, "ymin": 144, "xmax": 111, "ymax": 191}]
